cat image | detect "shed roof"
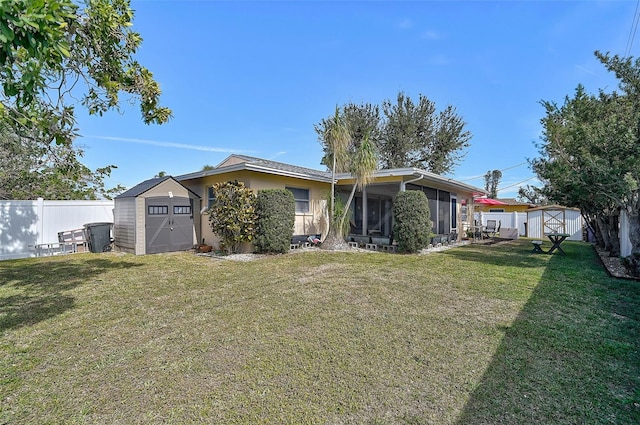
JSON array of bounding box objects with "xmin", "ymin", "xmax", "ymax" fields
[
  {"xmin": 116, "ymin": 176, "xmax": 200, "ymax": 199},
  {"xmin": 526, "ymin": 204, "xmax": 581, "ymax": 212}
]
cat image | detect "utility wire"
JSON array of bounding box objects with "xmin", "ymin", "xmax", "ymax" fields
[
  {"xmin": 625, "ymin": 0, "xmax": 640, "ymax": 56},
  {"xmin": 458, "ymin": 161, "xmax": 528, "ymax": 182},
  {"xmin": 496, "ymin": 175, "xmax": 537, "ymax": 193}
]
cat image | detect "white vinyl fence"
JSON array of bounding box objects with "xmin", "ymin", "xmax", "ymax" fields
[
  {"xmin": 475, "ymin": 211, "xmax": 528, "ymax": 237},
  {"xmin": 0, "ymin": 198, "xmax": 114, "ymax": 260},
  {"xmin": 620, "ymin": 210, "xmax": 632, "ymax": 257}
]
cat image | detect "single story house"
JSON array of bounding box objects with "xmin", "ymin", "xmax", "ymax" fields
[{"xmin": 176, "ymin": 155, "xmax": 487, "ymax": 250}]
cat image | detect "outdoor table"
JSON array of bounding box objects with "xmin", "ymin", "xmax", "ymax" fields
[{"xmin": 546, "ymin": 232, "xmax": 570, "ymax": 255}]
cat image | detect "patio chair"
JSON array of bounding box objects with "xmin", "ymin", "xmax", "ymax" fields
[{"xmin": 482, "ymin": 220, "xmax": 498, "ymax": 239}]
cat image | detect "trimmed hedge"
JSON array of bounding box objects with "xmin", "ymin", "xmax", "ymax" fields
[
  {"xmin": 254, "ymin": 189, "xmax": 295, "ymax": 253},
  {"xmin": 393, "ymin": 190, "xmax": 431, "ymax": 253}
]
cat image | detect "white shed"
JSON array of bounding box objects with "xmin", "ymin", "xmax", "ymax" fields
[
  {"xmin": 114, "ymin": 176, "xmax": 201, "ymax": 255},
  {"xmin": 526, "ymin": 205, "xmax": 583, "ymax": 241}
]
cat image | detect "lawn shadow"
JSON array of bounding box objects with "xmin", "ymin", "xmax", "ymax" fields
[
  {"xmin": 455, "ymin": 242, "xmax": 640, "ymax": 424},
  {"xmin": 443, "ymin": 239, "xmax": 551, "ymax": 269},
  {"xmin": 0, "ymin": 257, "xmax": 143, "ymax": 332}
]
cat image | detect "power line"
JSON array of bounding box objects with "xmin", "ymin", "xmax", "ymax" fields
[
  {"xmin": 458, "ymin": 161, "xmax": 528, "ymax": 182},
  {"xmin": 496, "ymin": 176, "xmax": 537, "ymax": 193},
  {"xmin": 626, "ymin": 0, "xmax": 640, "ymax": 56}
]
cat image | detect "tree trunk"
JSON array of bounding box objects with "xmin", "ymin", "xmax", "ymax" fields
[
  {"xmin": 596, "ymin": 216, "xmax": 611, "ymax": 251},
  {"xmin": 608, "ymin": 212, "xmax": 621, "ymax": 257},
  {"xmin": 321, "ymin": 184, "xmax": 359, "ymax": 251},
  {"xmin": 320, "ymin": 232, "xmax": 350, "ymax": 251}
]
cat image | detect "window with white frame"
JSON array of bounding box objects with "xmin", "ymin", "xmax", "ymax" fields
[{"xmin": 286, "ymin": 187, "xmax": 310, "ymax": 213}]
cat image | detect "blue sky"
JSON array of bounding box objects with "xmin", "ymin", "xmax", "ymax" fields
[{"xmin": 75, "ymin": 0, "xmax": 636, "ymax": 197}]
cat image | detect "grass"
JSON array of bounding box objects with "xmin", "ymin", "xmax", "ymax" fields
[{"xmin": 0, "ymin": 240, "xmax": 638, "ymax": 424}]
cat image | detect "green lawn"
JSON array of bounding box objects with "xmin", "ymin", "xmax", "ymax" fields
[{"xmin": 1, "ymin": 240, "xmax": 638, "ymax": 424}]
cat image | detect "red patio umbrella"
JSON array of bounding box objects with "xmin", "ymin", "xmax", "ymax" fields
[{"xmin": 473, "ymin": 197, "xmax": 508, "ymax": 206}]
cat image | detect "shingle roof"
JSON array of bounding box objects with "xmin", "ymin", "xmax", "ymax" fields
[
  {"xmin": 116, "ymin": 176, "xmax": 173, "ymax": 198},
  {"xmin": 225, "ymin": 155, "xmax": 331, "ymax": 180},
  {"xmin": 176, "ymin": 154, "xmax": 332, "ymax": 182}
]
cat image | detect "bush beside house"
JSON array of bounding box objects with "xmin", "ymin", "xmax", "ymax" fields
[
  {"xmin": 393, "ymin": 190, "xmax": 431, "ymax": 253},
  {"xmin": 254, "ymin": 189, "xmax": 295, "ymax": 254},
  {"xmin": 208, "ymin": 181, "xmax": 256, "ymax": 254}
]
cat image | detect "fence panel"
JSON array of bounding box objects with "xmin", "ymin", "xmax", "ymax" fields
[
  {"xmin": 0, "ymin": 198, "xmax": 114, "ymax": 260},
  {"xmin": 475, "ymin": 212, "xmax": 528, "ymax": 236}
]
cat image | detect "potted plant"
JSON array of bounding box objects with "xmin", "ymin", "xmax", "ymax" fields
[{"xmin": 197, "ymin": 239, "xmax": 212, "ymax": 253}]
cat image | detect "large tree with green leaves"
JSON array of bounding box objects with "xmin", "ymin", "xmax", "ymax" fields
[
  {"xmin": 0, "ymin": 121, "xmax": 125, "ymax": 199},
  {"xmin": 379, "ymin": 92, "xmax": 471, "ymax": 173},
  {"xmin": 533, "ymin": 51, "xmax": 640, "ymax": 271},
  {"xmin": 1, "ymin": 0, "xmax": 171, "ymax": 198}
]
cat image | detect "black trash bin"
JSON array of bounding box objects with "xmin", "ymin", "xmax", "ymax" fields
[{"xmin": 84, "ymin": 222, "xmax": 113, "ymax": 253}]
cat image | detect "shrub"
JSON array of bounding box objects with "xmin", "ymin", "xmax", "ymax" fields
[
  {"xmin": 393, "ymin": 190, "xmax": 431, "ymax": 253},
  {"xmin": 254, "ymin": 189, "xmax": 295, "ymax": 253},
  {"xmin": 208, "ymin": 181, "xmax": 256, "ymax": 254}
]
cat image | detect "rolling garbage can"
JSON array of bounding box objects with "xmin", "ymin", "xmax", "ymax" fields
[{"xmin": 84, "ymin": 222, "xmax": 113, "ymax": 253}]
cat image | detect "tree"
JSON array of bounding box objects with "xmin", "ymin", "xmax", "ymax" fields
[
  {"xmin": 483, "ymin": 170, "xmax": 502, "ymax": 198},
  {"xmin": 315, "ymin": 106, "xmax": 351, "ymax": 237},
  {"xmin": 316, "ymin": 106, "xmax": 379, "ymax": 248},
  {"xmin": 0, "ymin": 122, "xmax": 124, "ymax": 199},
  {"xmin": 318, "ymin": 102, "xmax": 381, "ymax": 173},
  {"xmin": 379, "ymin": 92, "xmax": 471, "ymax": 173},
  {"xmin": 208, "ymin": 181, "xmax": 256, "ymax": 254},
  {"xmin": 533, "ymin": 52, "xmax": 640, "ymax": 272},
  {"xmin": 154, "ymin": 171, "xmax": 167, "ymax": 178},
  {"xmin": 1, "ymin": 0, "xmax": 171, "ymax": 198},
  {"xmin": 517, "ymin": 185, "xmax": 547, "ymax": 205}
]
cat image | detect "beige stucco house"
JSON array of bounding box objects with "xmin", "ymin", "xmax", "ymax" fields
[{"xmin": 176, "ymin": 155, "xmax": 487, "ymax": 251}]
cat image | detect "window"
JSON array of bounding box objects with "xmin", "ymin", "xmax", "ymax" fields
[
  {"xmin": 207, "ymin": 186, "xmax": 216, "ymax": 209},
  {"xmin": 148, "ymin": 205, "xmax": 168, "ymax": 215},
  {"xmin": 489, "ymin": 208, "xmax": 505, "ymax": 213},
  {"xmin": 451, "ymin": 197, "xmax": 457, "ymax": 230},
  {"xmin": 286, "ymin": 187, "xmax": 310, "ymax": 213},
  {"xmin": 173, "ymin": 205, "xmax": 192, "ymax": 215}
]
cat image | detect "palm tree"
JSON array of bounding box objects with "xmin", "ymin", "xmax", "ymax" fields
[
  {"xmin": 337, "ymin": 132, "xmax": 377, "ymax": 235},
  {"xmin": 317, "ymin": 108, "xmax": 379, "ymax": 249},
  {"xmin": 317, "ymin": 106, "xmax": 351, "ymax": 234}
]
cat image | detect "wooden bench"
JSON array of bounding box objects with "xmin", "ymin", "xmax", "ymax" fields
[{"xmin": 531, "ymin": 240, "xmax": 544, "ymax": 254}]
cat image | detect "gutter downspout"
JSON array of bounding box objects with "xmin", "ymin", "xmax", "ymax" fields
[{"xmin": 400, "ymin": 174, "xmax": 424, "ymax": 191}]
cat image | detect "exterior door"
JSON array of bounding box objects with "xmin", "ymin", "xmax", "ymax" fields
[{"xmin": 145, "ymin": 197, "xmax": 194, "ymax": 254}]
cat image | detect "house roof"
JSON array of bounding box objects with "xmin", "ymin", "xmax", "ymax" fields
[
  {"xmin": 176, "ymin": 154, "xmax": 333, "ymax": 183},
  {"xmin": 175, "ymin": 154, "xmax": 486, "ymax": 195},
  {"xmin": 495, "ymin": 198, "xmax": 536, "ymax": 207},
  {"xmin": 116, "ymin": 176, "xmax": 200, "ymax": 199},
  {"xmin": 335, "ymin": 168, "xmax": 487, "ymax": 195}
]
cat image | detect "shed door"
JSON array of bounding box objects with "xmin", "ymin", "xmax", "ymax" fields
[
  {"xmin": 145, "ymin": 197, "xmax": 194, "ymax": 254},
  {"xmin": 543, "ymin": 209, "xmax": 565, "ymax": 234}
]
